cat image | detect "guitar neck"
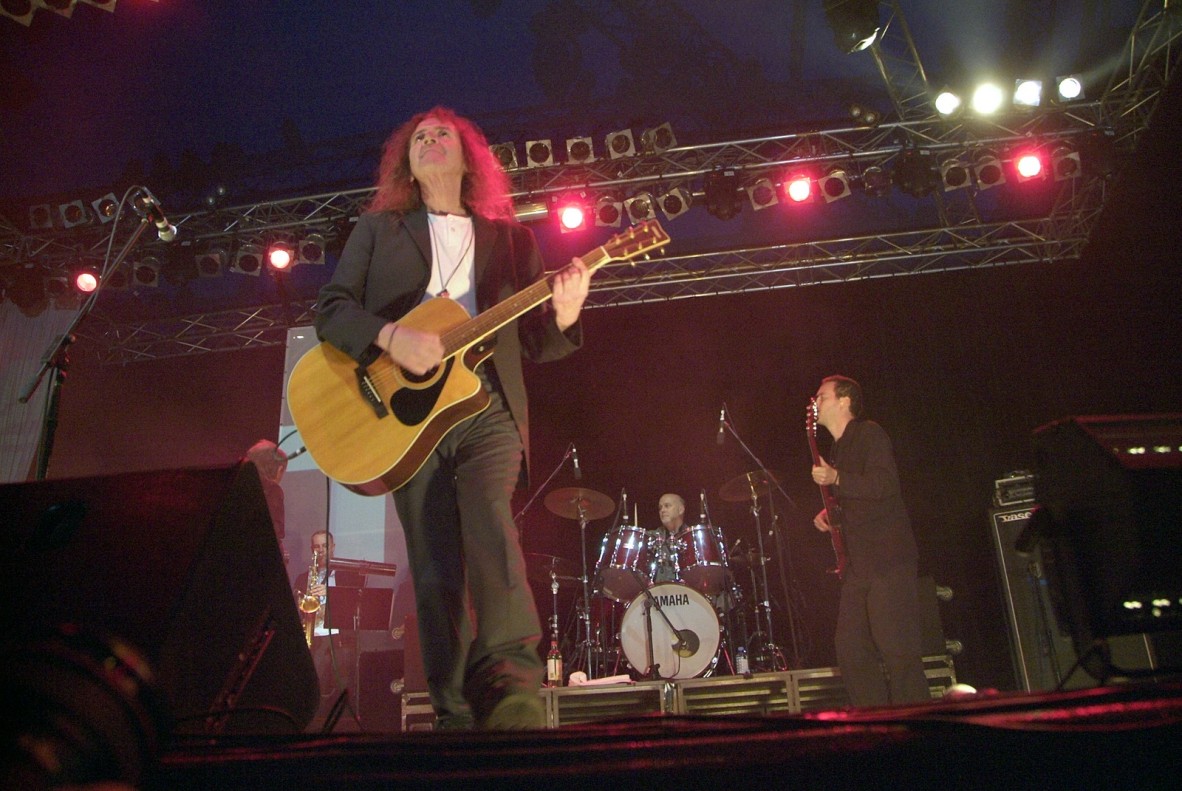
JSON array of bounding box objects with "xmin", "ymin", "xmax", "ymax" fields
[{"xmin": 440, "ymin": 244, "xmax": 614, "ymax": 357}]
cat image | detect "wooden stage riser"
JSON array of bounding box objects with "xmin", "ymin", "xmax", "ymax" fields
[{"xmin": 402, "ymin": 655, "xmax": 957, "ymax": 730}]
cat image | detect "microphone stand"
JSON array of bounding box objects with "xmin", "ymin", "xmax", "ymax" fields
[
  {"xmin": 19, "ymin": 203, "xmax": 154, "ymax": 480},
  {"xmin": 627, "ymin": 568, "xmax": 690, "ymax": 680},
  {"xmin": 720, "ymin": 410, "xmax": 794, "ymax": 671},
  {"xmin": 513, "ymin": 443, "xmax": 575, "ymax": 526}
]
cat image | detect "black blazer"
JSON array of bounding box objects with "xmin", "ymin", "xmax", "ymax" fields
[{"xmin": 314, "ymin": 208, "xmax": 581, "ymax": 475}]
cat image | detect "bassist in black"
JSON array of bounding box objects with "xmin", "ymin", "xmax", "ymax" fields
[{"xmin": 810, "ymin": 375, "xmax": 929, "ymax": 706}]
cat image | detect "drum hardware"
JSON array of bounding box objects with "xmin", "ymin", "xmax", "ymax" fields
[
  {"xmin": 544, "ymin": 486, "xmax": 615, "ymax": 680},
  {"xmin": 720, "ymin": 468, "xmax": 793, "ymax": 672}
]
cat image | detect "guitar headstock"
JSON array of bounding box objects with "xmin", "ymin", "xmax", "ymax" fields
[
  {"xmin": 806, "ymin": 397, "xmax": 819, "ymax": 435},
  {"xmin": 602, "ymin": 219, "xmax": 670, "ymax": 264}
]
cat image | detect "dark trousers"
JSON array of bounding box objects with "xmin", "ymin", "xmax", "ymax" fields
[
  {"xmin": 392, "ymin": 380, "xmax": 542, "ymax": 724},
  {"xmin": 835, "ymin": 562, "xmax": 930, "ymax": 706},
  {"xmin": 309, "ymin": 632, "xmax": 357, "ymax": 729}
]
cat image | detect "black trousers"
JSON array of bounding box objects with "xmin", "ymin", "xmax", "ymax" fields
[
  {"xmin": 834, "ymin": 562, "xmax": 930, "ymax": 706},
  {"xmin": 392, "ymin": 377, "xmax": 542, "ymax": 724}
]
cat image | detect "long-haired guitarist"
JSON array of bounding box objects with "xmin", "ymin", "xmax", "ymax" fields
[
  {"xmin": 809, "ymin": 375, "xmax": 929, "ymax": 706},
  {"xmin": 314, "ymin": 106, "xmax": 590, "ymax": 730}
]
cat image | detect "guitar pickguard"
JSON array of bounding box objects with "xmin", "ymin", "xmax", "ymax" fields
[{"xmin": 389, "ymin": 359, "xmax": 455, "ymax": 426}]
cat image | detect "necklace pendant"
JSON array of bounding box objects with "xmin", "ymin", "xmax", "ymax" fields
[{"xmin": 437, "ymin": 289, "xmax": 450, "ymax": 299}]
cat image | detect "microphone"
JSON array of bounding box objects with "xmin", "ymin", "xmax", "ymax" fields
[
  {"xmin": 133, "ymin": 188, "xmax": 177, "ymax": 242},
  {"xmin": 571, "ymin": 445, "xmax": 582, "ymax": 480},
  {"xmin": 715, "ymin": 407, "xmax": 726, "ymax": 445}
]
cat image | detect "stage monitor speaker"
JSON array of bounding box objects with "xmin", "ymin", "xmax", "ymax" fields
[
  {"xmin": 991, "ymin": 503, "xmax": 1159, "ymax": 690},
  {"xmin": 1, "ymin": 463, "xmax": 318, "ymax": 736},
  {"xmin": 1031, "ymin": 414, "xmax": 1182, "ymax": 654}
]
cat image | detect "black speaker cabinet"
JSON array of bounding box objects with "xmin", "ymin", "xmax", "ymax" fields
[
  {"xmin": 991, "ymin": 504, "xmax": 1156, "ymax": 691},
  {"xmin": 2, "ymin": 463, "xmax": 318, "ymax": 734}
]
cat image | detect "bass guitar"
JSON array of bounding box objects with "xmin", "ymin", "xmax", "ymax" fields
[
  {"xmin": 287, "ymin": 220, "xmax": 670, "ymax": 495},
  {"xmin": 806, "ymin": 397, "xmax": 850, "ymax": 579}
]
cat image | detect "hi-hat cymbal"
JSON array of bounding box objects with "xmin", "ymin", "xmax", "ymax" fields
[
  {"xmin": 523, "ymin": 553, "xmax": 579, "ymax": 584},
  {"xmin": 544, "ymin": 487, "xmax": 615, "ymax": 521},
  {"xmin": 719, "ymin": 469, "xmax": 786, "ymax": 502}
]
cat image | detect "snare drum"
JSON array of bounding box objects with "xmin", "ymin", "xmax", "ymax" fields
[
  {"xmin": 677, "ymin": 524, "xmax": 731, "ymax": 595},
  {"xmin": 619, "ymin": 582, "xmax": 720, "ymax": 679},
  {"xmin": 595, "ymin": 524, "xmax": 648, "ymax": 602}
]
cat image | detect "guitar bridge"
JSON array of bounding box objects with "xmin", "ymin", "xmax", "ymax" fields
[{"xmin": 355, "ymin": 366, "xmax": 389, "ymax": 419}]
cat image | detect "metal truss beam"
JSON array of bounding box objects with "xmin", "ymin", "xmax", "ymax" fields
[{"xmin": 869, "ymin": 0, "xmax": 937, "ymax": 122}]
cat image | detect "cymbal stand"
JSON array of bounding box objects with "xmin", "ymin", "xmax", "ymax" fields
[
  {"xmin": 742, "ymin": 485, "xmax": 782, "ymax": 671},
  {"xmin": 575, "ymin": 502, "xmax": 597, "ymax": 679}
]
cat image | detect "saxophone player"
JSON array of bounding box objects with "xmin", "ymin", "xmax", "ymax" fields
[{"xmin": 300, "ymin": 530, "xmax": 360, "ymax": 730}]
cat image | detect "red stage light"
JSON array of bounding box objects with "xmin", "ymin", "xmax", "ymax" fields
[
  {"xmin": 73, "ymin": 269, "xmax": 99, "ymax": 294},
  {"xmin": 1015, "ymin": 152, "xmax": 1044, "ymax": 181},
  {"xmin": 558, "ymin": 203, "xmax": 586, "ymax": 231},
  {"xmin": 268, "ymin": 246, "xmax": 294, "ymax": 270},
  {"xmin": 785, "ymin": 176, "xmax": 813, "ymax": 203}
]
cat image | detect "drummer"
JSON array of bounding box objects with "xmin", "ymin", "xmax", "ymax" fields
[{"xmin": 651, "ymin": 493, "xmax": 691, "ymax": 583}]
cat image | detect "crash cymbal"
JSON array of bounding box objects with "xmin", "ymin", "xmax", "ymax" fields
[
  {"xmin": 719, "ymin": 469, "xmax": 786, "ymax": 503},
  {"xmin": 544, "ymin": 487, "xmax": 615, "ymax": 521},
  {"xmin": 524, "ymin": 553, "xmax": 579, "ymax": 585}
]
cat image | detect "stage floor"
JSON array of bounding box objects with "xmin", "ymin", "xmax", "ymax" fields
[{"xmin": 153, "ymin": 678, "xmax": 1182, "ymax": 791}]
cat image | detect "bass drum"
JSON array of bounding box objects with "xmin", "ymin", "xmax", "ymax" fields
[{"xmin": 619, "ymin": 582, "xmax": 720, "ymax": 679}]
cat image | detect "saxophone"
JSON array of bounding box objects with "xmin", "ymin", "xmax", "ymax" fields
[{"xmin": 298, "ymin": 549, "xmax": 322, "ymax": 647}]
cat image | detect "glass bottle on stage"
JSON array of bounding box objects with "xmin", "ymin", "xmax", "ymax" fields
[{"xmin": 547, "ymin": 639, "xmax": 564, "ymax": 687}]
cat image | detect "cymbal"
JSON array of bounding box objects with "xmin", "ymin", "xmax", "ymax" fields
[
  {"xmin": 719, "ymin": 469, "xmax": 786, "ymax": 503},
  {"xmin": 544, "ymin": 487, "xmax": 615, "ymax": 521},
  {"xmin": 523, "ymin": 553, "xmax": 579, "ymax": 584}
]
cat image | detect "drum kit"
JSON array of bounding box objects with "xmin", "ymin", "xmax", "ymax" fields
[{"xmin": 534, "ymin": 471, "xmax": 790, "ymax": 682}]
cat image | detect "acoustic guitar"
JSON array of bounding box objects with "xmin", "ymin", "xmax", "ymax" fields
[
  {"xmin": 806, "ymin": 397, "xmax": 850, "ymax": 579},
  {"xmin": 287, "ymin": 220, "xmax": 670, "ymax": 495}
]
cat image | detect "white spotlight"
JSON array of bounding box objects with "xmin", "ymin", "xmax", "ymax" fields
[{"xmin": 970, "ymin": 82, "xmax": 1006, "ymax": 115}]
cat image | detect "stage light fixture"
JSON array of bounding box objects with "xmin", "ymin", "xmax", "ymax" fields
[
  {"xmin": 267, "ymin": 243, "xmax": 295, "ymax": 271},
  {"xmin": 37, "ymin": 0, "xmax": 76, "ymax": 18},
  {"xmin": 640, "ymin": 123, "xmax": 677, "ymax": 154},
  {"xmin": 934, "ymin": 89, "xmax": 962, "ymax": 118},
  {"xmin": 1056, "ymin": 75, "xmax": 1084, "ymax": 102},
  {"xmin": 553, "ymin": 193, "xmax": 588, "ymax": 233},
  {"xmin": 893, "ymin": 149, "xmax": 939, "ymax": 198},
  {"xmin": 971, "ymin": 148, "xmax": 1005, "ymax": 190},
  {"xmin": 940, "ymin": 158, "xmax": 971, "ymax": 191},
  {"xmin": 606, "ymin": 129, "xmax": 636, "ymax": 159},
  {"xmin": 819, "ymin": 165, "xmax": 852, "ymax": 203},
  {"xmin": 823, "ymin": 0, "xmax": 881, "ymax": 54},
  {"xmin": 8, "ymin": 265, "xmax": 47, "ymax": 315},
  {"xmin": 91, "ymin": 193, "xmax": 118, "ymax": 224},
  {"xmin": 1013, "ymin": 79, "xmax": 1043, "ymax": 109},
  {"xmin": 1051, "ymin": 144, "xmax": 1082, "ymax": 181},
  {"xmin": 745, "ymin": 177, "xmax": 779, "ymax": 210},
  {"xmin": 525, "ymin": 139, "xmax": 554, "ymax": 168},
  {"xmin": 58, "ymin": 200, "xmax": 90, "ymax": 229},
  {"xmin": 565, "ymin": 136, "xmax": 595, "ymax": 164},
  {"xmin": 232, "ymin": 244, "xmax": 263, "ymax": 276},
  {"xmin": 513, "ymin": 201, "xmax": 548, "ymax": 224},
  {"xmin": 196, "ymin": 249, "xmax": 225, "ymax": 278},
  {"xmin": 970, "ymin": 82, "xmax": 1006, "ymax": 115},
  {"xmin": 704, "ymin": 169, "xmax": 742, "ymax": 220},
  {"xmin": 1013, "ymin": 149, "xmax": 1045, "ymax": 182},
  {"xmin": 72, "ymin": 265, "xmax": 101, "ymax": 295},
  {"xmin": 133, "ymin": 256, "xmax": 161, "ymax": 288},
  {"xmin": 29, "ymin": 204, "xmax": 53, "ymax": 230},
  {"xmin": 783, "ymin": 174, "xmax": 813, "ymax": 204},
  {"xmin": 594, "ymin": 195, "xmax": 622, "ymax": 228},
  {"xmin": 848, "ymin": 103, "xmax": 882, "ymax": 127},
  {"xmin": 297, "ymin": 234, "xmax": 326, "ymax": 265},
  {"xmin": 624, "ymin": 191, "xmax": 655, "ymax": 222},
  {"xmin": 657, "ymin": 187, "xmax": 692, "ymax": 221},
  {"xmin": 1, "ymin": 1, "xmax": 36, "ymax": 25},
  {"xmin": 861, "ymin": 165, "xmax": 892, "ymax": 197},
  {"xmin": 105, "ymin": 264, "xmax": 130, "ymax": 291},
  {"xmin": 490, "ymin": 143, "xmax": 518, "ymax": 170},
  {"xmin": 203, "ymin": 184, "xmax": 229, "ymax": 209}
]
